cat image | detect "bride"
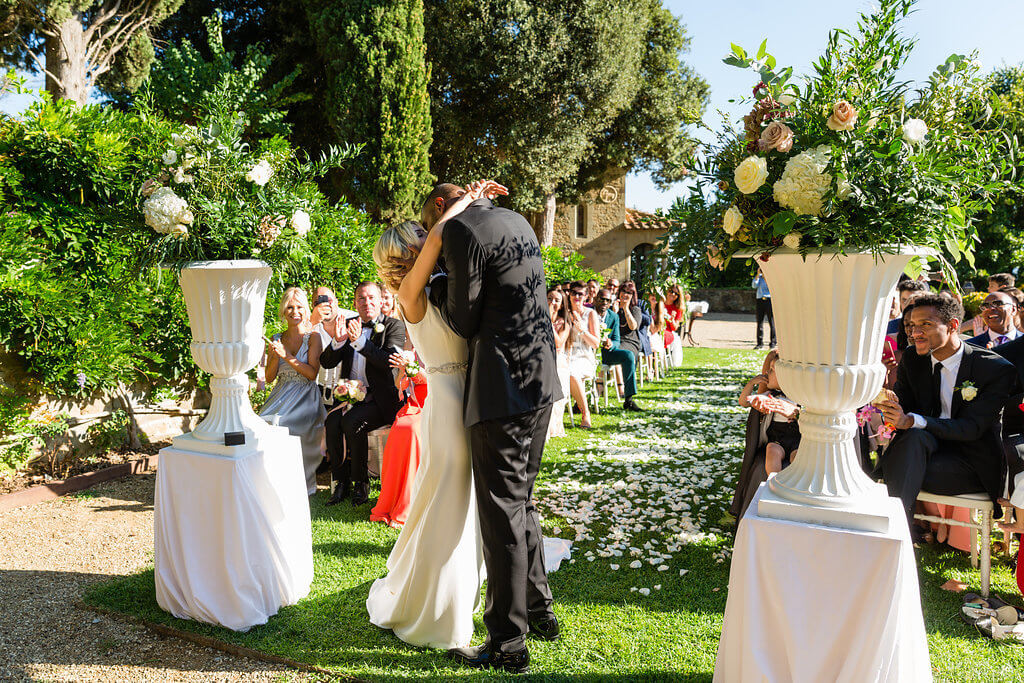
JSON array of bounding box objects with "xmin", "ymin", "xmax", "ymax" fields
[{"xmin": 365, "ymin": 180, "xmax": 507, "ymax": 649}]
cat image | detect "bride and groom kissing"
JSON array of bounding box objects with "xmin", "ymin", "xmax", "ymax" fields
[{"xmin": 365, "ymin": 180, "xmax": 563, "ymax": 674}]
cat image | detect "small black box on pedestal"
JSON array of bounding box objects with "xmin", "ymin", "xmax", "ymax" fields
[{"xmin": 224, "ymin": 431, "xmax": 245, "ymax": 446}]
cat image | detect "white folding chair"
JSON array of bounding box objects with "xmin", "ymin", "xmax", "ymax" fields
[{"xmin": 914, "ymin": 491, "xmax": 994, "ymax": 596}]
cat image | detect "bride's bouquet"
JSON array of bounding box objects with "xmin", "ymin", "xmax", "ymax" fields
[{"xmin": 333, "ymin": 379, "xmax": 367, "ymax": 406}]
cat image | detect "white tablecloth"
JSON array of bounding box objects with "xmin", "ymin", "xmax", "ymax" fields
[
  {"xmin": 154, "ymin": 434, "xmax": 313, "ymax": 632},
  {"xmin": 715, "ymin": 486, "xmax": 931, "ymax": 682}
]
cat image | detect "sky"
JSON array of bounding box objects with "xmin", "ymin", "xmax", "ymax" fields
[{"xmin": 4, "ymin": 2, "xmax": 1024, "ymax": 213}]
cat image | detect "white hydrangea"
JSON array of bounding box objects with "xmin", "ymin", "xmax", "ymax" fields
[
  {"xmin": 772, "ymin": 145, "xmax": 832, "ymax": 216},
  {"xmin": 246, "ymin": 159, "xmax": 274, "ymax": 186},
  {"xmin": 902, "ymin": 118, "xmax": 928, "ymax": 145},
  {"xmin": 143, "ymin": 187, "xmax": 193, "ymax": 235},
  {"xmin": 290, "ymin": 209, "xmax": 312, "ymax": 236},
  {"xmin": 161, "ymin": 149, "xmax": 178, "ymax": 166}
]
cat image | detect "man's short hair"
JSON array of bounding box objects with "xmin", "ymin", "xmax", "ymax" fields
[
  {"xmin": 1000, "ymin": 286, "xmax": 1024, "ymax": 307},
  {"xmin": 355, "ymin": 281, "xmax": 381, "ymax": 295},
  {"xmin": 989, "ymin": 272, "xmax": 1016, "ymax": 288},
  {"xmin": 587, "ymin": 279, "xmax": 598, "ymax": 286},
  {"xmin": 912, "ymin": 293, "xmax": 964, "ymax": 325},
  {"xmin": 420, "ymin": 183, "xmax": 463, "ymax": 229},
  {"xmin": 897, "ymin": 279, "xmax": 928, "ymax": 294}
]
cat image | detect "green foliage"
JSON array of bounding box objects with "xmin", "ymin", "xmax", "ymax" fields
[
  {"xmin": 86, "ymin": 410, "xmax": 129, "ymax": 453},
  {"xmin": 302, "ymin": 0, "xmax": 434, "ymax": 222},
  {"xmin": 961, "ymin": 291, "xmax": 987, "ymax": 320},
  {"xmin": 0, "ymin": 387, "xmax": 67, "ymax": 474},
  {"xmin": 139, "ymin": 13, "xmax": 308, "ymax": 139},
  {"xmin": 541, "ymin": 246, "xmax": 600, "ymax": 287}
]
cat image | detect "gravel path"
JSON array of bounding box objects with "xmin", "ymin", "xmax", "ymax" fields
[{"xmin": 0, "ymin": 473, "xmax": 313, "ymax": 682}]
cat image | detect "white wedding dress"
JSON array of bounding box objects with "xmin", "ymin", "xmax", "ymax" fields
[{"xmin": 366, "ymin": 300, "xmax": 484, "ymax": 649}]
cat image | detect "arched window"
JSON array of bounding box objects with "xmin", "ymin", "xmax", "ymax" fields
[{"xmin": 630, "ymin": 243, "xmax": 655, "ymax": 292}]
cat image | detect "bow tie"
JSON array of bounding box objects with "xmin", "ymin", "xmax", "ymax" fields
[{"xmin": 362, "ymin": 320, "xmax": 376, "ymax": 328}]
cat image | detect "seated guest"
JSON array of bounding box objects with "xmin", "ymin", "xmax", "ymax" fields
[
  {"xmin": 886, "ymin": 279, "xmax": 929, "ymax": 335},
  {"xmin": 320, "ymin": 281, "xmax": 407, "ymax": 507},
  {"xmin": 683, "ymin": 291, "xmax": 709, "ymax": 346},
  {"xmin": 593, "ymin": 288, "xmax": 642, "ymax": 412},
  {"xmin": 623, "ymin": 281, "xmax": 652, "ymax": 365},
  {"xmin": 989, "ymin": 272, "xmax": 1016, "ymax": 293},
  {"xmin": 876, "ymin": 294, "xmax": 1015, "ymax": 537},
  {"xmin": 370, "ymin": 345, "xmax": 428, "ymax": 527},
  {"xmin": 664, "ymin": 284, "xmax": 686, "ymax": 365},
  {"xmin": 566, "ymin": 281, "xmax": 601, "ymax": 428},
  {"xmin": 311, "ymin": 286, "xmax": 356, "ymax": 405},
  {"xmin": 993, "ymin": 336, "xmax": 1024, "ymax": 535},
  {"xmin": 967, "ymin": 290, "xmax": 1020, "ymax": 347},
  {"xmin": 647, "ymin": 294, "xmax": 668, "ymax": 373},
  {"xmin": 738, "ymin": 350, "xmax": 801, "ymax": 475},
  {"xmin": 260, "ymin": 287, "xmax": 326, "ymax": 496},
  {"xmin": 616, "ymin": 284, "xmax": 643, "ymax": 371}
]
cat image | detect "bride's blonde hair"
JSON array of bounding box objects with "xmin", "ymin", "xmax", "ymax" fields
[{"xmin": 373, "ymin": 221, "xmax": 422, "ymax": 293}]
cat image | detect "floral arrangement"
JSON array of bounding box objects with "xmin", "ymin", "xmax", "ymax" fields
[
  {"xmin": 696, "ymin": 0, "xmax": 1019, "ymax": 283},
  {"xmin": 333, "ymin": 379, "xmax": 367, "ymax": 406},
  {"xmin": 398, "ymin": 350, "xmax": 421, "ymax": 378},
  {"xmin": 136, "ymin": 107, "xmax": 359, "ymax": 273}
]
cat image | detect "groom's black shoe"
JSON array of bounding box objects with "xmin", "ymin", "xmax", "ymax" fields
[
  {"xmin": 624, "ymin": 397, "xmax": 643, "ymax": 412},
  {"xmin": 448, "ymin": 643, "xmax": 530, "ymax": 674},
  {"xmin": 528, "ymin": 614, "xmax": 560, "ymax": 641},
  {"xmin": 351, "ymin": 482, "xmax": 369, "ymax": 507},
  {"xmin": 326, "ymin": 481, "xmax": 350, "ymax": 506}
]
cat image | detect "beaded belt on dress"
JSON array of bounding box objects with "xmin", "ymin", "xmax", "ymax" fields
[{"xmin": 426, "ymin": 361, "xmax": 468, "ymax": 374}]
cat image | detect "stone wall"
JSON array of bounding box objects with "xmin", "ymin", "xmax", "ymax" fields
[{"xmin": 691, "ymin": 288, "xmax": 757, "ymax": 314}]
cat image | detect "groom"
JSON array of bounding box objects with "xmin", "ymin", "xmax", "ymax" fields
[{"xmin": 424, "ymin": 183, "xmax": 562, "ymax": 674}]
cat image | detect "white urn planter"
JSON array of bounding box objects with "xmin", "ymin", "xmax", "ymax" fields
[
  {"xmin": 753, "ymin": 247, "xmax": 927, "ymax": 532},
  {"xmin": 175, "ymin": 260, "xmax": 275, "ymax": 452}
]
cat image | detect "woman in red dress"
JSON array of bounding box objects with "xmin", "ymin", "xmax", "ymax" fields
[
  {"xmin": 663, "ymin": 284, "xmax": 686, "ymax": 365},
  {"xmin": 370, "ymin": 349, "xmax": 428, "ymax": 528}
]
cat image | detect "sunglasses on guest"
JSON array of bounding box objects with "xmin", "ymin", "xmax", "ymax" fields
[{"xmin": 598, "ymin": 296, "xmax": 613, "ymax": 303}]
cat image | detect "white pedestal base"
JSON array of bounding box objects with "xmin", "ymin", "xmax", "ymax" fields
[
  {"xmin": 758, "ymin": 474, "xmax": 892, "ymax": 533},
  {"xmin": 154, "ymin": 428, "xmax": 313, "ymax": 632},
  {"xmin": 715, "ymin": 485, "xmax": 931, "ymax": 683}
]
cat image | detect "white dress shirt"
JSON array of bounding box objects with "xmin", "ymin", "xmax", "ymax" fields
[
  {"xmin": 910, "ymin": 342, "xmax": 965, "ymax": 428},
  {"xmin": 987, "ymin": 327, "xmax": 1020, "ymax": 346},
  {"xmin": 331, "ymin": 317, "xmax": 376, "ymax": 401}
]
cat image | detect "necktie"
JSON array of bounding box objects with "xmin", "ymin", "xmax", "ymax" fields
[
  {"xmin": 997, "ymin": 335, "xmax": 1008, "ymax": 345},
  {"xmin": 930, "ymin": 361, "xmax": 944, "ymax": 418}
]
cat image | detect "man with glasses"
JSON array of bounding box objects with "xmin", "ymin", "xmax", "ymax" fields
[
  {"xmin": 967, "ymin": 291, "xmax": 1020, "ymax": 348},
  {"xmin": 593, "ymin": 289, "xmax": 642, "ymax": 412}
]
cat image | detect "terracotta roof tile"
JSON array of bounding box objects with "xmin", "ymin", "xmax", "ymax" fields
[{"xmin": 624, "ymin": 207, "xmax": 676, "ymax": 231}]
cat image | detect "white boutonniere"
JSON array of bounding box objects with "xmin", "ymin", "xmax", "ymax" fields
[
  {"xmin": 958, "ymin": 381, "xmax": 978, "ymax": 402},
  {"xmin": 374, "ymin": 322, "xmax": 385, "ymax": 334}
]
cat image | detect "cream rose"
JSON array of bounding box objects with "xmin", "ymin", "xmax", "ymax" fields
[
  {"xmin": 902, "ymin": 118, "xmax": 928, "ymax": 144},
  {"xmin": 246, "ymin": 159, "xmax": 274, "ymax": 186},
  {"xmin": 758, "ymin": 121, "xmax": 794, "ymax": 153},
  {"xmin": 161, "ymin": 149, "xmax": 178, "ymax": 166},
  {"xmin": 826, "ymin": 100, "xmax": 858, "ymax": 131},
  {"xmin": 722, "ymin": 206, "xmax": 743, "ymax": 236},
  {"xmin": 290, "ymin": 209, "xmax": 312, "ymax": 236},
  {"xmin": 734, "ymin": 156, "xmax": 769, "ymax": 194},
  {"xmin": 782, "ymin": 232, "xmax": 802, "ymax": 250}
]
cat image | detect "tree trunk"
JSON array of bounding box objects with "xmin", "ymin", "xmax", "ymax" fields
[
  {"xmin": 45, "ymin": 14, "xmax": 90, "ymax": 105},
  {"xmin": 117, "ymin": 383, "xmax": 143, "ymax": 450},
  {"xmin": 540, "ymin": 192, "xmax": 557, "ymax": 246}
]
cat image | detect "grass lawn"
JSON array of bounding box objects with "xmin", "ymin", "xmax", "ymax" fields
[{"xmin": 84, "ymin": 348, "xmax": 1024, "ymax": 681}]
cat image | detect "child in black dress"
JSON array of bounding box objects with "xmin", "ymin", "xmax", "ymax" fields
[{"xmin": 739, "ymin": 350, "xmax": 801, "ymax": 475}]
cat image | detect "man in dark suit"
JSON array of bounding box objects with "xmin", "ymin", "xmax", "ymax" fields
[
  {"xmin": 877, "ymin": 294, "xmax": 1015, "ymax": 537},
  {"xmin": 994, "ymin": 336, "xmax": 1024, "ymax": 533},
  {"xmin": 966, "ymin": 290, "xmax": 1020, "ymax": 348},
  {"xmin": 424, "ymin": 183, "xmax": 562, "ymax": 674},
  {"xmin": 320, "ymin": 282, "xmax": 406, "ymax": 507}
]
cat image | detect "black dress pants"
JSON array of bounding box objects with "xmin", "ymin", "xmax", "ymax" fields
[
  {"xmin": 469, "ymin": 405, "xmax": 555, "ymax": 652},
  {"xmin": 324, "ymin": 400, "xmax": 390, "ymax": 486},
  {"xmin": 880, "ymin": 429, "xmax": 987, "ymax": 527},
  {"xmin": 755, "ymin": 297, "xmax": 776, "ymax": 347}
]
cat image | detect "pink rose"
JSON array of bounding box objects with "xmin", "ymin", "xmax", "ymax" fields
[
  {"xmin": 758, "ymin": 121, "xmax": 795, "ymax": 153},
  {"xmin": 826, "ymin": 100, "xmax": 858, "ymax": 131}
]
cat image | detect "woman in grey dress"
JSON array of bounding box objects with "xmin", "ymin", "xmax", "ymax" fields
[{"xmin": 260, "ymin": 287, "xmax": 326, "ymax": 496}]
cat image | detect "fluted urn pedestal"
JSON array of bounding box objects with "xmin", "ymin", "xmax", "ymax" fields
[
  {"xmin": 753, "ymin": 247, "xmax": 927, "ymax": 533},
  {"xmin": 154, "ymin": 260, "xmax": 312, "ymax": 631}
]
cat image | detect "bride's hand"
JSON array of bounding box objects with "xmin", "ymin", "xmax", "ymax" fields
[{"xmin": 466, "ymin": 179, "xmax": 508, "ymax": 201}]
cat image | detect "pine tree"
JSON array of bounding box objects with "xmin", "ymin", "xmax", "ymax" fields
[{"xmin": 301, "ymin": 0, "xmax": 434, "ymax": 222}]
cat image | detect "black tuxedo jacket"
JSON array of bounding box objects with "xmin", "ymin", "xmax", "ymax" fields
[
  {"xmin": 318, "ymin": 315, "xmax": 407, "ymax": 420},
  {"xmin": 994, "ymin": 336, "xmax": 1024, "ymax": 496},
  {"xmin": 430, "ymin": 198, "xmax": 562, "ymax": 426},
  {"xmin": 891, "ymin": 343, "xmax": 1016, "ymax": 507}
]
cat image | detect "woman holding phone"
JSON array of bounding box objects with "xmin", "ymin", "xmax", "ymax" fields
[{"xmin": 260, "ymin": 286, "xmax": 326, "ymax": 496}]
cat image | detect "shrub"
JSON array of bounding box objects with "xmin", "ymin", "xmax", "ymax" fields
[{"xmin": 541, "ymin": 246, "xmax": 600, "ymax": 287}]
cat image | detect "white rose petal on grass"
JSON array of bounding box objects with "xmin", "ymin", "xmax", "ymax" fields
[
  {"xmin": 722, "ymin": 206, "xmax": 743, "ymax": 236},
  {"xmin": 630, "ymin": 587, "xmax": 638, "ymax": 592},
  {"xmin": 290, "ymin": 209, "xmax": 312, "ymax": 236},
  {"xmin": 161, "ymin": 150, "xmax": 178, "ymax": 166},
  {"xmin": 654, "ymin": 584, "xmax": 662, "ymax": 590},
  {"xmin": 610, "ymin": 564, "xmax": 619, "ymax": 570},
  {"xmin": 734, "ymin": 156, "xmax": 769, "ymax": 194},
  {"xmin": 657, "ymin": 565, "xmax": 669, "ymax": 572},
  {"xmin": 629, "ymin": 560, "xmax": 642, "ymax": 569},
  {"xmin": 902, "ymin": 118, "xmax": 928, "ymax": 144},
  {"xmin": 680, "ymin": 569, "xmax": 689, "ymax": 577},
  {"xmin": 246, "ymin": 159, "xmax": 274, "ymax": 186},
  {"xmin": 638, "ymin": 588, "xmax": 651, "ymax": 596}
]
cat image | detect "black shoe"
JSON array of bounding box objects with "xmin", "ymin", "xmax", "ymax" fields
[
  {"xmin": 351, "ymin": 482, "xmax": 369, "ymax": 507},
  {"xmin": 528, "ymin": 615, "xmax": 560, "ymax": 641},
  {"xmin": 326, "ymin": 482, "xmax": 350, "ymax": 507},
  {"xmin": 315, "ymin": 457, "xmax": 331, "ymax": 475},
  {"xmin": 623, "ymin": 398, "xmax": 643, "ymax": 412},
  {"xmin": 448, "ymin": 643, "xmax": 530, "ymax": 674},
  {"xmin": 754, "ymin": 344, "xmax": 764, "ymax": 349}
]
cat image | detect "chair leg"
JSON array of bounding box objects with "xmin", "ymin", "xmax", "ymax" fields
[
  {"xmin": 970, "ymin": 510, "xmax": 979, "ymax": 570},
  {"xmin": 981, "ymin": 509, "xmax": 992, "ymax": 598}
]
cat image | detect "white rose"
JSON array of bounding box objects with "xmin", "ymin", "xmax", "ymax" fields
[
  {"xmin": 734, "ymin": 156, "xmax": 769, "ymax": 194},
  {"xmin": 374, "ymin": 323, "xmax": 385, "ymax": 333},
  {"xmin": 902, "ymin": 118, "xmax": 928, "ymax": 144},
  {"xmin": 783, "ymin": 232, "xmax": 802, "ymax": 250},
  {"xmin": 961, "ymin": 386, "xmax": 978, "ymax": 401},
  {"xmin": 290, "ymin": 209, "xmax": 312, "ymax": 236},
  {"xmin": 722, "ymin": 206, "xmax": 743, "ymax": 236},
  {"xmin": 161, "ymin": 150, "xmax": 178, "ymax": 166},
  {"xmin": 172, "ymin": 167, "xmax": 193, "ymax": 184},
  {"xmin": 245, "ymin": 159, "xmax": 274, "ymax": 186},
  {"xmin": 777, "ymin": 91, "xmax": 798, "ymax": 106}
]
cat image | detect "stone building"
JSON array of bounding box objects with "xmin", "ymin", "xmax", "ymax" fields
[{"xmin": 532, "ymin": 169, "xmax": 675, "ymax": 290}]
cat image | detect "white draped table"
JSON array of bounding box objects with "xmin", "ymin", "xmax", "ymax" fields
[
  {"xmin": 715, "ymin": 485, "xmax": 931, "ymax": 682},
  {"xmin": 154, "ymin": 430, "xmax": 313, "ymax": 632}
]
